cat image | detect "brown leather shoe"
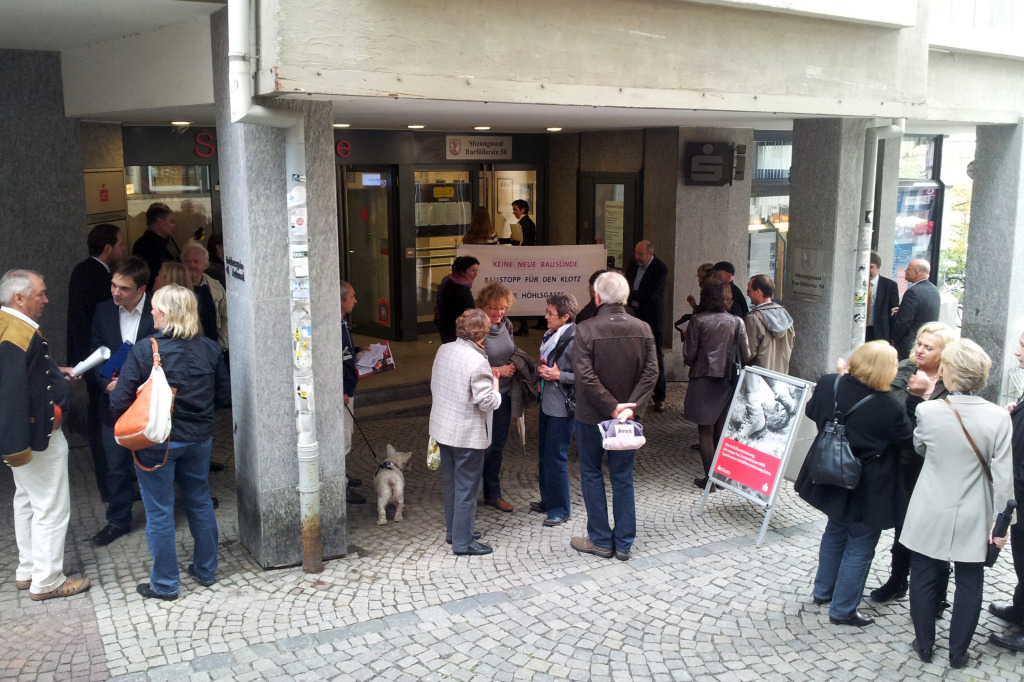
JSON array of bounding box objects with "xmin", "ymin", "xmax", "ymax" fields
[
  {"xmin": 29, "ymin": 577, "xmax": 91, "ymax": 601},
  {"xmin": 570, "ymin": 536, "xmax": 613, "ymax": 558},
  {"xmin": 15, "ymin": 579, "xmax": 31, "ymax": 591},
  {"xmin": 484, "ymin": 498, "xmax": 514, "ymax": 512}
]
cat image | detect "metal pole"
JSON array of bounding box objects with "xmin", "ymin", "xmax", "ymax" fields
[{"xmin": 851, "ymin": 118, "xmax": 904, "ymax": 352}]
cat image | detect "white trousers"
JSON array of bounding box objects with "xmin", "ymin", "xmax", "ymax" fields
[
  {"xmin": 343, "ymin": 396, "xmax": 355, "ymax": 457},
  {"xmin": 12, "ymin": 429, "xmax": 70, "ymax": 594}
]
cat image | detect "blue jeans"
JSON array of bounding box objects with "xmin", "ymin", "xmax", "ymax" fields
[
  {"xmin": 482, "ymin": 392, "xmax": 512, "ymax": 500},
  {"xmin": 135, "ymin": 439, "xmax": 218, "ymax": 595},
  {"xmin": 812, "ymin": 518, "xmax": 882, "ymax": 620},
  {"xmin": 576, "ymin": 422, "xmax": 636, "ymax": 553},
  {"xmin": 101, "ymin": 422, "xmax": 134, "ymax": 529},
  {"xmin": 538, "ymin": 411, "xmax": 574, "ymax": 520}
]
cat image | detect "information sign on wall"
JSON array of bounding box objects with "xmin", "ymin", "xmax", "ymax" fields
[
  {"xmin": 446, "ymin": 135, "xmax": 513, "ymax": 160},
  {"xmin": 456, "ymin": 245, "xmax": 607, "ymax": 316}
]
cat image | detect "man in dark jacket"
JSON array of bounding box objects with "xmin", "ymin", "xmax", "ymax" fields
[
  {"xmin": 713, "ymin": 261, "xmax": 749, "ymax": 318},
  {"xmin": 891, "ymin": 259, "xmax": 940, "ymax": 359},
  {"xmin": 0, "ymin": 269, "xmax": 91, "ymax": 600},
  {"xmin": 90, "ymin": 257, "xmax": 156, "ymax": 547},
  {"xmin": 625, "ymin": 241, "xmax": 668, "ymax": 410},
  {"xmin": 67, "ymin": 223, "xmax": 124, "ymax": 500},
  {"xmin": 865, "ymin": 251, "xmax": 899, "ymax": 343},
  {"xmin": 132, "ymin": 202, "xmax": 179, "ymax": 290},
  {"xmin": 570, "ymin": 272, "xmax": 658, "ymax": 562},
  {"xmin": 989, "ymin": 330, "xmax": 1024, "ymax": 651}
]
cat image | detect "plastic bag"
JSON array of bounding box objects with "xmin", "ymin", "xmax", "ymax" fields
[{"xmin": 426, "ymin": 436, "xmax": 440, "ymax": 470}]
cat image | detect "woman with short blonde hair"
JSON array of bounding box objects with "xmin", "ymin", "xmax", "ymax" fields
[
  {"xmin": 847, "ymin": 340, "xmax": 899, "ymax": 392},
  {"xmin": 151, "ymin": 284, "xmax": 200, "ymax": 338},
  {"xmin": 110, "ymin": 284, "xmax": 230, "ymax": 600},
  {"xmin": 795, "ymin": 339, "xmax": 914, "ymax": 628}
]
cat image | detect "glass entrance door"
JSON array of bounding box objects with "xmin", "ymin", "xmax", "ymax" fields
[
  {"xmin": 579, "ymin": 173, "xmax": 638, "ymax": 268},
  {"xmin": 478, "ymin": 168, "xmax": 539, "ymax": 245},
  {"xmin": 342, "ymin": 167, "xmax": 398, "ymax": 340}
]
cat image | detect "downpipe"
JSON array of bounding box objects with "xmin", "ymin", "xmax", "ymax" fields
[
  {"xmin": 851, "ymin": 118, "xmax": 905, "ymax": 351},
  {"xmin": 228, "ymin": 0, "xmax": 323, "ymax": 573}
]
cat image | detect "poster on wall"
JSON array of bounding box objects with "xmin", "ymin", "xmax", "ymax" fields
[
  {"xmin": 697, "ymin": 366, "xmax": 814, "ymax": 546},
  {"xmin": 456, "ymin": 244, "xmax": 608, "ymax": 315}
]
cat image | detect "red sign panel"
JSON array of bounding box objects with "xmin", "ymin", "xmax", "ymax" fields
[{"xmin": 714, "ymin": 437, "xmax": 782, "ymax": 497}]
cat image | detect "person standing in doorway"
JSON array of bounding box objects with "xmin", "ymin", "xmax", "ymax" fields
[
  {"xmin": 510, "ymin": 200, "xmax": 535, "ymax": 247},
  {"xmin": 625, "ymin": 241, "xmax": 668, "ymax": 411},
  {"xmin": 865, "ymin": 251, "xmax": 898, "ymax": 343},
  {"xmin": 67, "ymin": 223, "xmax": 124, "ymax": 501},
  {"xmin": 132, "ymin": 202, "xmax": 179, "ymax": 290}
]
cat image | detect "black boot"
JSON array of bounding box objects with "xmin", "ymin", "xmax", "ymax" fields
[{"xmin": 869, "ymin": 575, "xmax": 908, "ymax": 602}]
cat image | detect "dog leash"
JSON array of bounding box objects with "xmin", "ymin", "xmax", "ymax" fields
[{"xmin": 345, "ymin": 402, "xmax": 383, "ymax": 466}]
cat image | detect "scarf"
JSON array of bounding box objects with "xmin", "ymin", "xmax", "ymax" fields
[{"xmin": 539, "ymin": 323, "xmax": 571, "ymax": 366}]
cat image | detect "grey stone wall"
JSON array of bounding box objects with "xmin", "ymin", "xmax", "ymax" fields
[{"xmin": 0, "ymin": 49, "xmax": 85, "ymax": 366}]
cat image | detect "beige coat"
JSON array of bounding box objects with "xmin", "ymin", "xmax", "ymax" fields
[
  {"xmin": 203, "ymin": 273, "xmax": 229, "ymax": 351},
  {"xmin": 901, "ymin": 395, "xmax": 1013, "ymax": 563},
  {"xmin": 743, "ymin": 303, "xmax": 795, "ymax": 374}
]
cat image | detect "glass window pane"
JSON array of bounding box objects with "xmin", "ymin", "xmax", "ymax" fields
[
  {"xmin": 414, "ymin": 171, "xmax": 472, "ymax": 322},
  {"xmin": 346, "ymin": 170, "xmax": 394, "ymax": 332},
  {"xmin": 125, "ymin": 165, "xmax": 213, "ymax": 256}
]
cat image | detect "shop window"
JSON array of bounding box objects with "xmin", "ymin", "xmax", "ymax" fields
[{"xmin": 125, "ymin": 165, "xmax": 213, "ymax": 253}]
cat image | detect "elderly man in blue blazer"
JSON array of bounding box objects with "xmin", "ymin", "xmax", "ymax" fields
[{"xmin": 90, "ymin": 257, "xmax": 156, "ymax": 547}]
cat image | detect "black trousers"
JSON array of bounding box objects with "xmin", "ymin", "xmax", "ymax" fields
[
  {"xmin": 1012, "ymin": 523, "xmax": 1024, "ymax": 609},
  {"xmin": 652, "ymin": 329, "xmax": 666, "ymax": 402},
  {"xmin": 909, "ymin": 552, "xmax": 984, "ymax": 658}
]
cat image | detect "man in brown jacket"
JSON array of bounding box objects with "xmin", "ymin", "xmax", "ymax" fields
[
  {"xmin": 570, "ymin": 272, "xmax": 658, "ymax": 562},
  {"xmin": 743, "ymin": 275, "xmax": 795, "ymax": 374}
]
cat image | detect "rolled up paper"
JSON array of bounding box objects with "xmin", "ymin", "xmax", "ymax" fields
[{"xmin": 72, "ymin": 346, "xmax": 111, "ymax": 377}]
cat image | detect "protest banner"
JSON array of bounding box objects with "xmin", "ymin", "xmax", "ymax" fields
[{"xmin": 456, "ymin": 244, "xmax": 608, "ymax": 315}]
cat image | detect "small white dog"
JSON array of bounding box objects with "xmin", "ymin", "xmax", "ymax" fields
[{"xmin": 374, "ymin": 444, "xmax": 412, "ymax": 525}]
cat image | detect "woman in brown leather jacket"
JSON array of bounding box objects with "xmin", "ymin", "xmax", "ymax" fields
[{"xmin": 683, "ymin": 275, "xmax": 750, "ymax": 489}]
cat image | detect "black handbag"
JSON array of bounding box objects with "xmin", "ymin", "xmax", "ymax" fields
[{"xmin": 807, "ymin": 375, "xmax": 876, "ymax": 490}]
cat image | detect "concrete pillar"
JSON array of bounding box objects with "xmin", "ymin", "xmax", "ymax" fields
[
  {"xmin": 211, "ymin": 10, "xmax": 347, "ymax": 567},
  {"xmin": 961, "ymin": 124, "xmax": 1024, "ymax": 403},
  {"xmin": 667, "ymin": 127, "xmax": 754, "ymax": 381},
  {"xmin": 785, "ymin": 118, "xmax": 870, "ymax": 382}
]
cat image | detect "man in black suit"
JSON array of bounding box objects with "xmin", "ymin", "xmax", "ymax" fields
[
  {"xmin": 90, "ymin": 257, "xmax": 156, "ymax": 547},
  {"xmin": 713, "ymin": 261, "xmax": 749, "ymax": 318},
  {"xmin": 989, "ymin": 330, "xmax": 1024, "ymax": 651},
  {"xmin": 864, "ymin": 251, "xmax": 899, "ymax": 343},
  {"xmin": 626, "ymin": 240, "xmax": 668, "ymax": 411},
  {"xmin": 67, "ymin": 223, "xmax": 124, "ymax": 500},
  {"xmin": 132, "ymin": 202, "xmax": 179, "ymax": 290},
  {"xmin": 890, "ymin": 259, "xmax": 941, "ymax": 359}
]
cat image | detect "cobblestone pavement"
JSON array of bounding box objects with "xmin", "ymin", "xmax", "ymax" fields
[{"xmin": 3, "ymin": 382, "xmax": 1024, "ymax": 681}]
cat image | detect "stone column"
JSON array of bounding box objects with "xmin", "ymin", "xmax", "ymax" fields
[
  {"xmin": 667, "ymin": 127, "xmax": 754, "ymax": 381},
  {"xmin": 212, "ymin": 10, "xmax": 347, "ymax": 567},
  {"xmin": 785, "ymin": 118, "xmax": 870, "ymax": 382},
  {"xmin": 962, "ymin": 124, "xmax": 1024, "ymax": 402},
  {"xmin": 873, "ymin": 137, "xmax": 901, "ymax": 278}
]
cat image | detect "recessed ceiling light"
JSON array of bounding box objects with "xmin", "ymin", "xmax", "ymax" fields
[
  {"xmin": 333, "ymin": 123, "xmax": 350, "ymax": 128},
  {"xmin": 546, "ymin": 127, "xmax": 562, "ymax": 132},
  {"xmin": 171, "ymin": 121, "xmax": 192, "ymax": 126},
  {"xmin": 408, "ymin": 124, "xmax": 425, "ymax": 129},
  {"xmin": 474, "ymin": 126, "xmax": 491, "ymax": 131}
]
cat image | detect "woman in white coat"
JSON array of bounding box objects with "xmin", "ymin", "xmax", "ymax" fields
[
  {"xmin": 901, "ymin": 338, "xmax": 1013, "ymax": 668},
  {"xmin": 429, "ymin": 309, "xmax": 502, "ymax": 556}
]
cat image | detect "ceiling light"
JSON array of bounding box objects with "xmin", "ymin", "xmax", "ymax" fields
[
  {"xmin": 333, "ymin": 123, "xmax": 350, "ymax": 128},
  {"xmin": 546, "ymin": 127, "xmax": 562, "ymax": 132},
  {"xmin": 171, "ymin": 121, "xmax": 192, "ymax": 126},
  {"xmin": 474, "ymin": 126, "xmax": 491, "ymax": 131},
  {"xmin": 408, "ymin": 124, "xmax": 425, "ymax": 129}
]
